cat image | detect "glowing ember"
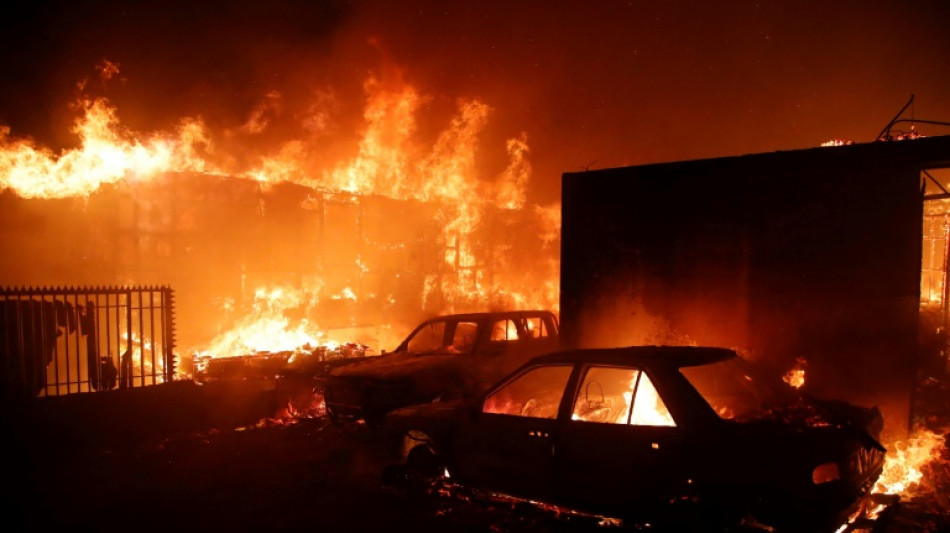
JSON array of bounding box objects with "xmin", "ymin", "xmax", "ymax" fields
[
  {"xmin": 873, "ymin": 428, "xmax": 946, "ymax": 496},
  {"xmin": 782, "ymin": 357, "xmax": 806, "ymax": 389}
]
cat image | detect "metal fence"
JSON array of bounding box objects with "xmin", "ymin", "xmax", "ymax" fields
[{"xmin": 0, "ymin": 286, "xmax": 177, "ymax": 398}]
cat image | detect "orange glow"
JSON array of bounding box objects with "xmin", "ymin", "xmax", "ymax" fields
[
  {"xmin": 0, "ymin": 96, "xmax": 216, "ymax": 199},
  {"xmin": 571, "ymin": 370, "xmax": 675, "ymax": 426},
  {"xmin": 782, "ymin": 358, "xmax": 806, "ymax": 389},
  {"xmin": 0, "ymin": 63, "xmax": 561, "ymax": 369},
  {"xmin": 873, "ymin": 428, "xmax": 946, "ymax": 496}
]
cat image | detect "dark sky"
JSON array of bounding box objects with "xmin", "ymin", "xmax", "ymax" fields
[{"xmin": 1, "ymin": 0, "xmax": 949, "ymax": 204}]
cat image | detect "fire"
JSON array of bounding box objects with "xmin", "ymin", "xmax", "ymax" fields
[
  {"xmin": 624, "ymin": 372, "xmax": 675, "ymax": 426},
  {"xmin": 0, "ymin": 61, "xmax": 561, "ymax": 363},
  {"xmin": 198, "ymin": 286, "xmax": 332, "ymax": 358},
  {"xmin": 0, "ymin": 97, "xmax": 215, "ymax": 199},
  {"xmin": 569, "ymin": 370, "xmax": 675, "ymax": 426},
  {"xmin": 782, "ymin": 357, "xmax": 806, "ymax": 389},
  {"xmin": 873, "ymin": 428, "xmax": 946, "ymax": 496}
]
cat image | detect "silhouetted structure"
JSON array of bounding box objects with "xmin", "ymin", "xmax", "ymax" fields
[{"xmin": 0, "ymin": 286, "xmax": 176, "ymax": 398}]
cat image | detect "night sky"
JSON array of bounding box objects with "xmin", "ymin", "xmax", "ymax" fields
[{"xmin": 1, "ymin": 0, "xmax": 949, "ymax": 204}]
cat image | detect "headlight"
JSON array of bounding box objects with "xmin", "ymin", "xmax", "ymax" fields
[{"xmin": 812, "ymin": 462, "xmax": 841, "ymax": 484}]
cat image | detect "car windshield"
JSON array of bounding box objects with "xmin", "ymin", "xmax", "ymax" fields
[
  {"xmin": 679, "ymin": 357, "xmax": 789, "ymax": 421},
  {"xmin": 405, "ymin": 320, "xmax": 478, "ymax": 355}
]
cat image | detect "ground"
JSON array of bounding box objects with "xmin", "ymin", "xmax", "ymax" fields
[
  {"xmin": 7, "ymin": 414, "xmax": 619, "ymax": 532},
  {"xmin": 4, "ymin": 386, "xmax": 949, "ymax": 533}
]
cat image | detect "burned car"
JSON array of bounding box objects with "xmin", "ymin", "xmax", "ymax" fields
[
  {"xmin": 384, "ymin": 346, "xmax": 886, "ymax": 531},
  {"xmin": 324, "ymin": 310, "xmax": 559, "ymax": 426}
]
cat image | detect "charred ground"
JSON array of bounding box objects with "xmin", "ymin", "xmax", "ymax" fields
[{"xmin": 4, "ymin": 382, "xmax": 950, "ymax": 533}]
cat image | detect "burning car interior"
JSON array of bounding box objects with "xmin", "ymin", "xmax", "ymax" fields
[{"xmin": 2, "ymin": 3, "xmax": 950, "ymax": 532}]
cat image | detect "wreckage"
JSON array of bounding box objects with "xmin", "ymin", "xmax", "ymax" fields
[
  {"xmin": 324, "ymin": 310, "xmax": 559, "ymax": 426},
  {"xmin": 384, "ymin": 346, "xmax": 886, "ymax": 532},
  {"xmin": 192, "ymin": 342, "xmax": 372, "ymax": 383}
]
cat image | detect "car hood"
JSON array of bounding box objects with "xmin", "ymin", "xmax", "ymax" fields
[
  {"xmin": 329, "ymin": 351, "xmax": 462, "ymax": 381},
  {"xmin": 750, "ymin": 395, "xmax": 886, "ymax": 452}
]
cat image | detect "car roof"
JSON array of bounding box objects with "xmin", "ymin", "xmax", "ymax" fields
[
  {"xmin": 419, "ymin": 310, "xmax": 555, "ymax": 323},
  {"xmin": 526, "ymin": 345, "xmax": 737, "ymax": 369}
]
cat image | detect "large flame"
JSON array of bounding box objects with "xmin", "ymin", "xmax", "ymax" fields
[
  {"xmin": 0, "ymin": 62, "xmax": 561, "ymax": 363},
  {"xmin": 0, "ymin": 98, "xmax": 216, "ymax": 199},
  {"xmin": 873, "ymin": 428, "xmax": 947, "ymax": 497},
  {"xmin": 200, "ymin": 286, "xmax": 324, "ymax": 357}
]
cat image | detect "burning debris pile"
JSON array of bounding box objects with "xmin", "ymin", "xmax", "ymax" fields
[{"xmin": 193, "ymin": 341, "xmax": 370, "ymax": 383}]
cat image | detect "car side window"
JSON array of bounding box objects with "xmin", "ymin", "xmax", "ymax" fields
[
  {"xmin": 571, "ymin": 366, "xmax": 676, "ymax": 426},
  {"xmin": 523, "ymin": 317, "xmax": 549, "ymax": 339},
  {"xmin": 448, "ymin": 321, "xmax": 478, "ymax": 354},
  {"xmin": 490, "ymin": 319, "xmax": 519, "ymax": 342},
  {"xmin": 482, "ymin": 365, "xmax": 573, "ymax": 419},
  {"xmin": 407, "ymin": 321, "xmax": 446, "ymax": 353}
]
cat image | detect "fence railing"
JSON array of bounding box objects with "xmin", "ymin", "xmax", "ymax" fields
[{"xmin": 0, "ymin": 286, "xmax": 177, "ymax": 398}]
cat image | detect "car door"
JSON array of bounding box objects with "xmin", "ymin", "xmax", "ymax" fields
[
  {"xmin": 453, "ymin": 364, "xmax": 575, "ymax": 501},
  {"xmin": 555, "ymin": 365, "xmax": 688, "ymax": 516},
  {"xmin": 467, "ymin": 317, "xmax": 526, "ymax": 393}
]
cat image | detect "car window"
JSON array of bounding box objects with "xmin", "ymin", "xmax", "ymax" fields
[
  {"xmin": 679, "ymin": 358, "xmax": 785, "ymax": 421},
  {"xmin": 571, "ymin": 366, "xmax": 675, "ymax": 426},
  {"xmin": 448, "ymin": 321, "xmax": 478, "ymax": 354},
  {"xmin": 407, "ymin": 321, "xmax": 446, "ymax": 353},
  {"xmin": 482, "ymin": 365, "xmax": 573, "ymax": 419},
  {"xmin": 523, "ymin": 317, "xmax": 549, "ymax": 339},
  {"xmin": 490, "ymin": 319, "xmax": 519, "ymax": 342}
]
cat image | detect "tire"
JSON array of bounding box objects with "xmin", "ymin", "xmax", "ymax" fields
[{"xmin": 406, "ymin": 444, "xmax": 442, "ymax": 484}]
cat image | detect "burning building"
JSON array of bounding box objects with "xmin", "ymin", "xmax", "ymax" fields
[{"xmin": 0, "ymin": 66, "xmax": 560, "ymax": 400}]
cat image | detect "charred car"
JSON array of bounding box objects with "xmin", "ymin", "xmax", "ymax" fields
[
  {"xmin": 324, "ymin": 310, "xmax": 559, "ymax": 426},
  {"xmin": 383, "ymin": 346, "xmax": 886, "ymax": 532}
]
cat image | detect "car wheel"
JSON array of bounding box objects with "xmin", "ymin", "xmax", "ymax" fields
[{"xmin": 406, "ymin": 443, "xmax": 443, "ymax": 485}]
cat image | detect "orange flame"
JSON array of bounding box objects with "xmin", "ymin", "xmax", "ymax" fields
[
  {"xmin": 873, "ymin": 428, "xmax": 946, "ymax": 496},
  {"xmin": 198, "ymin": 286, "xmax": 332, "ymax": 358},
  {"xmin": 782, "ymin": 357, "xmax": 806, "ymax": 389},
  {"xmin": 1, "ymin": 63, "xmax": 561, "ymax": 361},
  {"xmin": 0, "ymin": 97, "xmax": 216, "ymax": 199}
]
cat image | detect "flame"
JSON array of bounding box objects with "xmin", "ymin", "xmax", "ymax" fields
[
  {"xmin": 0, "ymin": 96, "xmax": 216, "ymax": 199},
  {"xmin": 782, "ymin": 357, "xmax": 806, "ymax": 389},
  {"xmin": 0, "ymin": 62, "xmax": 562, "ymax": 363},
  {"xmin": 569, "ymin": 370, "xmax": 676, "ymax": 426},
  {"xmin": 873, "ymin": 428, "xmax": 946, "ymax": 497},
  {"xmin": 199, "ymin": 286, "xmax": 324, "ymax": 358},
  {"xmin": 495, "ymin": 133, "xmax": 531, "ymax": 210},
  {"xmin": 623, "ymin": 372, "xmax": 675, "ymax": 426}
]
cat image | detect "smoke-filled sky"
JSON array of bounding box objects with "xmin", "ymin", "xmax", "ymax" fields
[{"xmin": 1, "ymin": 0, "xmax": 949, "ymax": 204}]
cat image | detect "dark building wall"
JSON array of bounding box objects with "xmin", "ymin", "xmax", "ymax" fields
[{"xmin": 561, "ymin": 136, "xmax": 950, "ymax": 435}]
